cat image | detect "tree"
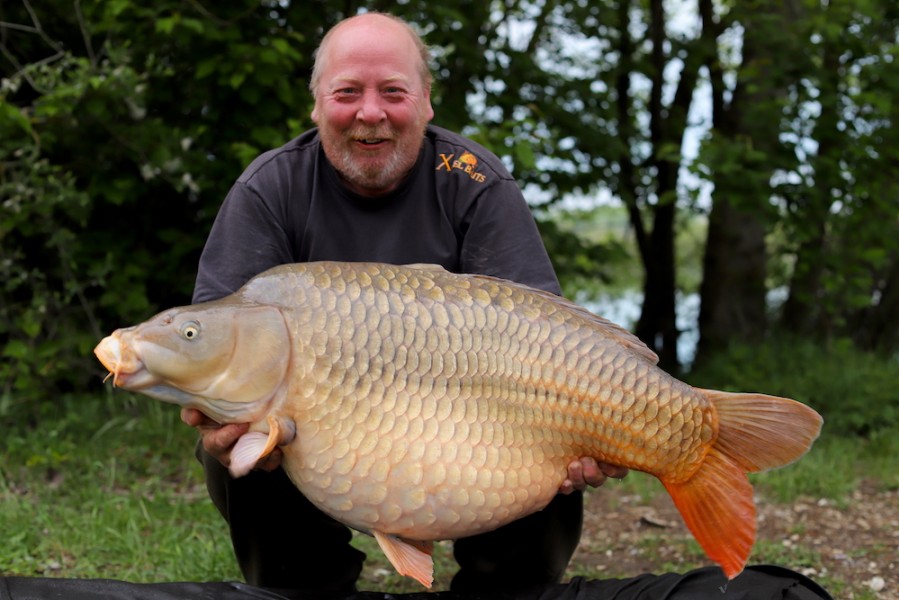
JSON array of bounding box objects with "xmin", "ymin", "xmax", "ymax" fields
[
  {"xmin": 777, "ymin": 0, "xmax": 899, "ymax": 348},
  {"xmin": 695, "ymin": 0, "xmax": 806, "ymax": 361},
  {"xmin": 691, "ymin": 0, "xmax": 899, "ymax": 361}
]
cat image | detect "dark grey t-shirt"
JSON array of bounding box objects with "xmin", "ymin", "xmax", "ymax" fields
[{"xmin": 193, "ymin": 124, "xmax": 560, "ymax": 303}]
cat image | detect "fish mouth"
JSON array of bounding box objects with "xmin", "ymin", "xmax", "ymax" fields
[{"xmin": 94, "ymin": 333, "xmax": 157, "ymax": 389}]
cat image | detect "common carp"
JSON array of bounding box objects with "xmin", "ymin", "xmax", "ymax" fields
[{"xmin": 94, "ymin": 261, "xmax": 822, "ymax": 587}]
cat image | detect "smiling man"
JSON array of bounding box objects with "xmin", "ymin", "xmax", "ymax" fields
[{"xmin": 185, "ymin": 11, "xmax": 624, "ymax": 597}]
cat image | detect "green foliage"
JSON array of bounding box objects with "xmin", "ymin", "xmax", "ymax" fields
[
  {"xmin": 0, "ymin": 0, "xmax": 313, "ymax": 408},
  {"xmin": 0, "ymin": 102, "xmax": 104, "ymax": 405},
  {"xmin": 687, "ymin": 336, "xmax": 899, "ymax": 437},
  {"xmin": 0, "ymin": 53, "xmax": 170, "ymax": 405},
  {"xmin": 762, "ymin": 1, "xmax": 899, "ymax": 341}
]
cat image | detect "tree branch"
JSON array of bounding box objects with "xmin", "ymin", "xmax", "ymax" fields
[
  {"xmin": 182, "ymin": 0, "xmax": 259, "ymax": 27},
  {"xmin": 525, "ymin": 0, "xmax": 556, "ymax": 56},
  {"xmin": 1, "ymin": 0, "xmax": 68, "ymax": 93},
  {"xmin": 73, "ymin": 0, "xmax": 97, "ymax": 66},
  {"xmin": 0, "ymin": 21, "xmax": 40, "ymax": 34},
  {"xmin": 21, "ymin": 0, "xmax": 65, "ymax": 55},
  {"xmin": 615, "ymin": 0, "xmax": 650, "ymax": 265}
]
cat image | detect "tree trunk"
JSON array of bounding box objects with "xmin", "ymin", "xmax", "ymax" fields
[
  {"xmin": 697, "ymin": 201, "xmax": 768, "ymax": 357},
  {"xmin": 780, "ymin": 8, "xmax": 841, "ymax": 336},
  {"xmin": 695, "ymin": 0, "xmax": 802, "ymax": 363},
  {"xmin": 635, "ymin": 203, "xmax": 678, "ymax": 369},
  {"xmin": 632, "ymin": 0, "xmax": 704, "ymax": 372},
  {"xmin": 852, "ymin": 254, "xmax": 899, "ymax": 352}
]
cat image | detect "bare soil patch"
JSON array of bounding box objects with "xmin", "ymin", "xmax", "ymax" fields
[{"xmin": 570, "ymin": 480, "xmax": 899, "ymax": 599}]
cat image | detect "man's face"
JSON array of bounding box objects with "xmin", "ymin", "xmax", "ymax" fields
[{"xmin": 311, "ymin": 16, "xmax": 435, "ymax": 197}]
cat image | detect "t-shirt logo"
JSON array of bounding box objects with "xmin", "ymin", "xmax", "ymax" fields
[{"xmin": 437, "ymin": 152, "xmax": 487, "ymax": 183}]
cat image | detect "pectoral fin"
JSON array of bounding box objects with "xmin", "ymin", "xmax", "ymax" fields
[
  {"xmin": 229, "ymin": 416, "xmax": 294, "ymax": 478},
  {"xmin": 372, "ymin": 530, "xmax": 434, "ymax": 588}
]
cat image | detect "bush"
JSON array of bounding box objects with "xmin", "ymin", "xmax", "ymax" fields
[
  {"xmin": 0, "ymin": 2, "xmax": 312, "ymax": 416},
  {"xmin": 686, "ymin": 336, "xmax": 899, "ymax": 437}
]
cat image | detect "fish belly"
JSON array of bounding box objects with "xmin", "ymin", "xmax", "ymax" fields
[{"xmin": 268, "ymin": 263, "xmax": 714, "ymax": 541}]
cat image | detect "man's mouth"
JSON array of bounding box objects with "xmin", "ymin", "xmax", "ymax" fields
[{"xmin": 350, "ymin": 128, "xmax": 392, "ymax": 147}]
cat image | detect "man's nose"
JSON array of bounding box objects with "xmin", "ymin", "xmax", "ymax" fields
[{"xmin": 356, "ymin": 90, "xmax": 386, "ymax": 124}]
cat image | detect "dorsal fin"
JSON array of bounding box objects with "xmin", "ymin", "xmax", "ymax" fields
[{"xmin": 404, "ymin": 263, "xmax": 449, "ymax": 272}]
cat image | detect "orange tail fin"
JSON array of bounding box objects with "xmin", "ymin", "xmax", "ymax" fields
[{"xmin": 663, "ymin": 391, "xmax": 823, "ymax": 579}]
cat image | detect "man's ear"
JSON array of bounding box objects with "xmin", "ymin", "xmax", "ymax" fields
[{"xmin": 423, "ymin": 86, "xmax": 435, "ymax": 121}]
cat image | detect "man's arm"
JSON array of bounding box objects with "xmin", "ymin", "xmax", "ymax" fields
[{"xmin": 193, "ymin": 181, "xmax": 295, "ymax": 304}]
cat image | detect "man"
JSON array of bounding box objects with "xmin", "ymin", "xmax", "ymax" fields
[
  {"xmin": 182, "ymin": 12, "xmax": 832, "ymax": 600},
  {"xmin": 183, "ymin": 12, "xmax": 624, "ymax": 596}
]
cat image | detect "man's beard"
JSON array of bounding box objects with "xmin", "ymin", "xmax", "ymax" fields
[{"xmin": 322, "ymin": 123, "xmax": 426, "ymax": 194}]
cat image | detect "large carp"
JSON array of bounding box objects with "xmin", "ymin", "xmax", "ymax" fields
[{"xmin": 94, "ymin": 261, "xmax": 822, "ymax": 587}]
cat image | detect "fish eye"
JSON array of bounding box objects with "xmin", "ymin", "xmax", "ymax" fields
[{"xmin": 180, "ymin": 321, "xmax": 201, "ymax": 341}]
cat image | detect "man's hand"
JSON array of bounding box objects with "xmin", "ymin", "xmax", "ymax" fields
[
  {"xmin": 559, "ymin": 457, "xmax": 629, "ymax": 494},
  {"xmin": 180, "ymin": 408, "xmax": 283, "ymax": 472}
]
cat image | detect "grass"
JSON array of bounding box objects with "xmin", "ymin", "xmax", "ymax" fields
[
  {"xmin": 749, "ymin": 430, "xmax": 899, "ymax": 504},
  {"xmin": 0, "ymin": 392, "xmax": 239, "ymax": 582},
  {"xmin": 1, "ymin": 391, "xmax": 895, "ymax": 594}
]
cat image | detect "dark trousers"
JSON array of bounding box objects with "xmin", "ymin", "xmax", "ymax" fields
[{"xmin": 200, "ymin": 450, "xmax": 584, "ymax": 595}]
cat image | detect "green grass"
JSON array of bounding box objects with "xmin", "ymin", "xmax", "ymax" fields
[
  {"xmin": 748, "ymin": 429, "xmax": 899, "ymax": 504},
  {"xmin": 0, "ymin": 392, "xmax": 239, "ymax": 581}
]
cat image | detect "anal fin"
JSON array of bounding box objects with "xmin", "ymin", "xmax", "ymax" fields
[{"xmin": 373, "ymin": 530, "xmax": 434, "ymax": 588}]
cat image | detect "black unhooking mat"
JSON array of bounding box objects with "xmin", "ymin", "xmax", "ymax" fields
[{"xmin": 0, "ymin": 566, "xmax": 833, "ymax": 600}]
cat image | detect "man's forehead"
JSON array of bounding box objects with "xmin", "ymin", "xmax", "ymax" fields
[
  {"xmin": 320, "ymin": 32, "xmax": 421, "ymax": 84},
  {"xmin": 327, "ymin": 72, "xmax": 412, "ymax": 86}
]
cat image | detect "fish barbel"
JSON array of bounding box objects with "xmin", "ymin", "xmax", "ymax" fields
[{"xmin": 94, "ymin": 261, "xmax": 822, "ymax": 587}]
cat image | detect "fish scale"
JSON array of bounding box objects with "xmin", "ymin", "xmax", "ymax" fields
[
  {"xmin": 94, "ymin": 260, "xmax": 822, "ymax": 587},
  {"xmin": 273, "ymin": 263, "xmax": 709, "ymax": 537}
]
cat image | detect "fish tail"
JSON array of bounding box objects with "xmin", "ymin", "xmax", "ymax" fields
[{"xmin": 662, "ymin": 390, "xmax": 823, "ymax": 579}]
